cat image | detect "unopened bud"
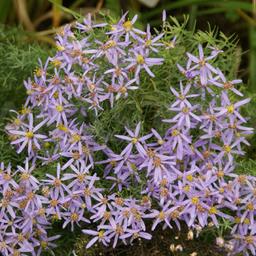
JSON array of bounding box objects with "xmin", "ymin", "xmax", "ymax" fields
[
  {"xmin": 208, "ymin": 221, "xmax": 214, "ymax": 227},
  {"xmin": 190, "ymin": 253, "xmax": 198, "ymax": 256},
  {"xmin": 216, "ymin": 237, "xmax": 225, "ymax": 248},
  {"xmin": 225, "ymin": 241, "xmax": 234, "ymax": 252},
  {"xmin": 175, "ymin": 244, "xmax": 183, "ymax": 252},
  {"xmin": 187, "ymin": 230, "xmax": 194, "ymax": 240},
  {"xmin": 170, "ymin": 244, "xmax": 175, "ymax": 252},
  {"xmin": 194, "ymin": 225, "xmax": 202, "ymax": 236}
]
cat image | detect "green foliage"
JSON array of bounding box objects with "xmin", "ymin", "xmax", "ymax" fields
[
  {"xmin": 237, "ymin": 159, "xmax": 256, "ymax": 176},
  {"xmin": 0, "ymin": 25, "xmax": 51, "ymax": 117}
]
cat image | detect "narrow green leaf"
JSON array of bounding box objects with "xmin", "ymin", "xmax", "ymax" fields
[
  {"xmin": 48, "ymin": 0, "xmax": 83, "ymax": 19},
  {"xmin": 142, "ymin": 0, "xmax": 253, "ymax": 19},
  {"xmin": 0, "ymin": 0, "xmax": 12, "ymax": 23}
]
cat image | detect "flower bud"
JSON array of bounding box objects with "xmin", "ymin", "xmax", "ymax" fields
[
  {"xmin": 225, "ymin": 241, "xmax": 234, "ymax": 252},
  {"xmin": 187, "ymin": 230, "xmax": 194, "ymax": 240},
  {"xmin": 170, "ymin": 244, "xmax": 175, "ymax": 252},
  {"xmin": 216, "ymin": 237, "xmax": 225, "ymax": 248},
  {"xmin": 175, "ymin": 244, "xmax": 183, "ymax": 252}
]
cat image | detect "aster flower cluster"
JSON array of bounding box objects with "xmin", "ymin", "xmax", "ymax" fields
[{"xmin": 1, "ymin": 12, "xmax": 255, "ymax": 256}]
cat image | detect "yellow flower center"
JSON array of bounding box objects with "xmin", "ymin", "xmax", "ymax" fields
[
  {"xmin": 157, "ymin": 139, "xmax": 164, "ymax": 145},
  {"xmin": 38, "ymin": 208, "xmax": 46, "ymax": 216},
  {"xmin": 21, "ymin": 107, "xmax": 30, "ymax": 115},
  {"xmin": 131, "ymin": 137, "xmax": 138, "ymax": 144},
  {"xmin": 234, "ymin": 217, "xmax": 241, "ymax": 224},
  {"xmin": 52, "ymin": 59, "xmax": 62, "ymax": 67},
  {"xmin": 34, "ymin": 68, "xmax": 43, "ymax": 77},
  {"xmin": 115, "ymin": 225, "xmax": 124, "ymax": 235},
  {"xmin": 40, "ymin": 241, "xmax": 48, "ymax": 249},
  {"xmin": 56, "ymin": 45, "xmax": 65, "ymax": 51},
  {"xmin": 219, "ymin": 187, "xmax": 225, "ymax": 193},
  {"xmin": 50, "ymin": 199, "xmax": 58, "ymax": 207},
  {"xmin": 57, "ymin": 124, "xmax": 69, "ymax": 132},
  {"xmin": 245, "ymin": 236, "xmax": 254, "ymax": 244},
  {"xmin": 158, "ymin": 211, "xmax": 166, "ymax": 221},
  {"xmin": 84, "ymin": 188, "xmax": 91, "ymax": 196},
  {"xmin": 223, "ymin": 145, "xmax": 231, "ymax": 153},
  {"xmin": 182, "ymin": 107, "xmax": 189, "ymax": 113},
  {"xmin": 217, "ymin": 170, "xmax": 224, "ymax": 178},
  {"xmin": 3, "ymin": 173, "xmax": 11, "ymax": 181},
  {"xmin": 246, "ymin": 202, "xmax": 254, "ymax": 211},
  {"xmin": 54, "ymin": 178, "xmax": 62, "ymax": 187},
  {"xmin": 208, "ymin": 206, "xmax": 217, "ymax": 215},
  {"xmin": 123, "ymin": 20, "xmax": 133, "ymax": 31},
  {"xmin": 183, "ymin": 185, "xmax": 190, "ymax": 192},
  {"xmin": 104, "ymin": 40, "xmax": 117, "ymax": 49},
  {"xmin": 72, "ymin": 134, "xmax": 81, "ymax": 142},
  {"xmin": 226, "ymin": 105, "xmax": 234, "ymax": 114},
  {"xmin": 21, "ymin": 172, "xmax": 30, "ymax": 180},
  {"xmin": 71, "ymin": 212, "xmax": 79, "ymax": 221},
  {"xmin": 56, "ymin": 105, "xmax": 64, "ymax": 112},
  {"xmin": 136, "ymin": 54, "xmax": 145, "ymax": 64},
  {"xmin": 186, "ymin": 174, "xmax": 194, "ymax": 182},
  {"xmin": 244, "ymin": 218, "xmax": 250, "ymax": 225},
  {"xmin": 98, "ymin": 230, "xmax": 105, "ymax": 238},
  {"xmin": 199, "ymin": 59, "xmax": 206, "ymax": 66},
  {"xmin": 26, "ymin": 89, "xmax": 33, "ymax": 95},
  {"xmin": 119, "ymin": 86, "xmax": 127, "ymax": 94},
  {"xmin": 77, "ymin": 173, "xmax": 85, "ymax": 183},
  {"xmin": 14, "ymin": 118, "xmax": 21, "ymax": 125},
  {"xmin": 25, "ymin": 131, "xmax": 34, "ymax": 139},
  {"xmin": 191, "ymin": 196, "xmax": 199, "ymax": 205},
  {"xmin": 153, "ymin": 157, "xmax": 161, "ymax": 167},
  {"xmin": 145, "ymin": 39, "xmax": 152, "ymax": 46},
  {"xmin": 171, "ymin": 129, "xmax": 180, "ymax": 136},
  {"xmin": 170, "ymin": 210, "xmax": 180, "ymax": 219}
]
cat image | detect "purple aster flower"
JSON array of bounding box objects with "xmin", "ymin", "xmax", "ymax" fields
[
  {"xmin": 108, "ymin": 13, "xmax": 146, "ymax": 42},
  {"xmin": 167, "ymin": 104, "xmax": 201, "ymax": 129},
  {"xmin": 177, "ymin": 58, "xmax": 198, "ymax": 80},
  {"xmin": 145, "ymin": 202, "xmax": 172, "ymax": 230},
  {"xmin": 115, "ymin": 78, "xmax": 138, "ymax": 100},
  {"xmin": 115, "ymin": 122, "xmax": 152, "ymax": 157},
  {"xmin": 120, "ymin": 229, "xmax": 152, "ymax": 243},
  {"xmin": 137, "ymin": 24, "xmax": 163, "ymax": 53},
  {"xmin": 210, "ymin": 68, "xmax": 243, "ymax": 96},
  {"xmin": 17, "ymin": 158, "xmax": 39, "ymax": 190},
  {"xmin": 215, "ymin": 92, "xmax": 250, "ymax": 123},
  {"xmin": 9, "ymin": 113, "xmax": 47, "ymax": 154},
  {"xmin": 83, "ymin": 229, "xmax": 110, "ymax": 248},
  {"xmin": 187, "ymin": 44, "xmax": 219, "ymax": 85},
  {"xmin": 62, "ymin": 207, "xmax": 90, "ymax": 231},
  {"xmin": 170, "ymin": 82, "xmax": 199, "ymax": 108},
  {"xmin": 231, "ymin": 230, "xmax": 256, "ymax": 256},
  {"xmin": 62, "ymin": 162, "xmax": 92, "ymax": 188},
  {"xmin": 76, "ymin": 13, "xmax": 107, "ymax": 32},
  {"xmin": 42, "ymin": 163, "xmax": 70, "ymax": 198},
  {"xmin": 98, "ymin": 219, "xmax": 126, "ymax": 248},
  {"xmin": 126, "ymin": 48, "xmax": 164, "ymax": 82}
]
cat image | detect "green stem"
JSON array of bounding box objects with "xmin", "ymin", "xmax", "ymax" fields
[{"xmin": 188, "ymin": 4, "xmax": 198, "ymax": 31}]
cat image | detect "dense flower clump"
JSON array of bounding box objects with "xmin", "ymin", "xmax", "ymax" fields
[{"xmin": 1, "ymin": 12, "xmax": 255, "ymax": 256}]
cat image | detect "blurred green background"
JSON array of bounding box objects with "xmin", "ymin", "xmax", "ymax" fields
[{"xmin": 0, "ymin": 0, "xmax": 255, "ymax": 87}]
